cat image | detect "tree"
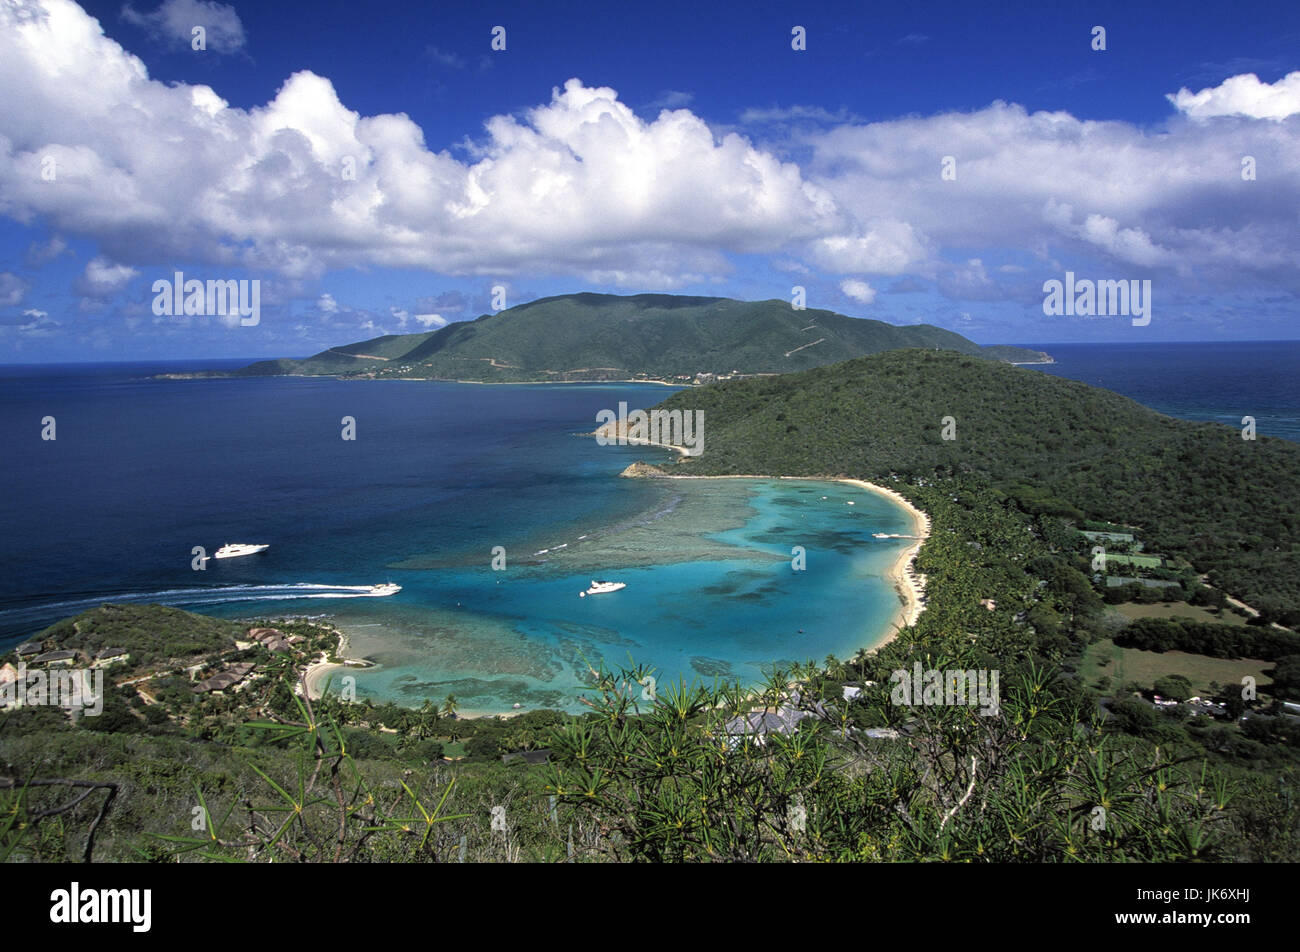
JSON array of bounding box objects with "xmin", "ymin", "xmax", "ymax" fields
[
  {"xmin": 1153, "ymin": 675, "xmax": 1192, "ymax": 701},
  {"xmin": 1268, "ymin": 656, "xmax": 1300, "ymax": 701}
]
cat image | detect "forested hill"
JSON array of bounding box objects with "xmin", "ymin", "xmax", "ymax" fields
[
  {"xmin": 651, "ymin": 349, "xmax": 1300, "ymax": 620},
  {"xmin": 236, "ymin": 293, "xmax": 1050, "ymax": 381}
]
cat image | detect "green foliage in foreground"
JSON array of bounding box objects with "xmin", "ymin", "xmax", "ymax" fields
[
  {"xmin": 6, "ymin": 659, "xmax": 1296, "ymax": 863},
  {"xmin": 543, "ymin": 662, "xmax": 1241, "ymax": 862}
]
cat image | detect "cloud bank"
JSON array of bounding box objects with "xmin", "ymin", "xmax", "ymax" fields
[{"xmin": 0, "ymin": 0, "xmax": 1298, "ymax": 324}]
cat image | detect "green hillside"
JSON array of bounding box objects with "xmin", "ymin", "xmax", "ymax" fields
[
  {"xmin": 237, "ymin": 293, "xmax": 1049, "ymax": 381},
  {"xmin": 650, "ymin": 349, "xmax": 1300, "ymax": 620},
  {"xmin": 31, "ymin": 604, "xmax": 243, "ymax": 668}
]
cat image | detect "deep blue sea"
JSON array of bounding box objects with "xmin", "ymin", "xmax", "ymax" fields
[
  {"xmin": 0, "ymin": 361, "xmax": 912, "ymax": 712},
  {"xmin": 1023, "ymin": 341, "xmax": 1300, "ymax": 443},
  {"xmin": 2, "ymin": 341, "xmax": 1293, "ymax": 712}
]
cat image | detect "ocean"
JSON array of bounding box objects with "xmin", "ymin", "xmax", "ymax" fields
[
  {"xmin": 0, "ymin": 362, "xmax": 912, "ymax": 712},
  {"xmin": 2, "ymin": 340, "xmax": 1292, "ymax": 712},
  {"xmin": 1023, "ymin": 340, "xmax": 1300, "ymax": 443}
]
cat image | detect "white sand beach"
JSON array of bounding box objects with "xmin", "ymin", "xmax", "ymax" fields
[
  {"xmin": 640, "ymin": 472, "xmax": 931, "ymax": 654},
  {"xmin": 302, "ymin": 627, "xmax": 357, "ymax": 700}
]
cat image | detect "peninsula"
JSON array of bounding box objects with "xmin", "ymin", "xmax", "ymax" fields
[{"xmin": 228, "ymin": 293, "xmax": 1052, "ymax": 384}]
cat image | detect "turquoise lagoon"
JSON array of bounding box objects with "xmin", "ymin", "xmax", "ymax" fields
[{"xmin": 0, "ymin": 368, "xmax": 918, "ymax": 713}]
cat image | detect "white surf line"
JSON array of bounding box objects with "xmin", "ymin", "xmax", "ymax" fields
[
  {"xmin": 784, "ymin": 338, "xmax": 826, "ymax": 357},
  {"xmin": 533, "ymin": 539, "xmax": 580, "ymax": 555},
  {"xmin": 0, "ymin": 582, "xmax": 395, "ymax": 619}
]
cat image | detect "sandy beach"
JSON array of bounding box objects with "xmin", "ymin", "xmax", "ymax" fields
[
  {"xmin": 586, "ymin": 425, "xmax": 931, "ymax": 652},
  {"xmin": 630, "ymin": 471, "xmax": 931, "ymax": 654},
  {"xmin": 836, "ymin": 478, "xmax": 930, "ymax": 643},
  {"xmin": 301, "ymin": 627, "xmax": 364, "ymax": 700},
  {"xmin": 303, "ymin": 467, "xmax": 930, "ymax": 713}
]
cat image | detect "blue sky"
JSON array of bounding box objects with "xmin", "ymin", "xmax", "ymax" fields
[{"xmin": 1, "ymin": 0, "xmax": 1298, "ymax": 361}]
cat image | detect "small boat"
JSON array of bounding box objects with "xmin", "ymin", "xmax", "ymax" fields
[
  {"xmin": 580, "ymin": 579, "xmax": 626, "ymax": 598},
  {"xmin": 214, "ymin": 543, "xmax": 269, "ymax": 559},
  {"xmin": 366, "ymin": 582, "xmax": 402, "ymax": 596}
]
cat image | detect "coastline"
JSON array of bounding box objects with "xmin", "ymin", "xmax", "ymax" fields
[
  {"xmin": 836, "ymin": 479, "xmax": 930, "ymax": 645},
  {"xmin": 302, "ymin": 435, "xmax": 929, "ymax": 715},
  {"xmin": 588, "ymin": 426, "xmax": 930, "ymax": 652},
  {"xmin": 640, "ymin": 473, "xmax": 929, "ymax": 655},
  {"xmin": 170, "ymin": 371, "xmax": 690, "ymax": 387},
  {"xmin": 302, "ymin": 627, "xmax": 362, "ymax": 700},
  {"xmin": 300, "ymin": 472, "xmax": 929, "ymax": 717},
  {"xmin": 591, "ymin": 419, "xmax": 693, "ymax": 456}
]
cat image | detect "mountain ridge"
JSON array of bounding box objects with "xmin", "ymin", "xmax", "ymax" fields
[{"xmin": 234, "ymin": 293, "xmax": 1051, "ymax": 382}]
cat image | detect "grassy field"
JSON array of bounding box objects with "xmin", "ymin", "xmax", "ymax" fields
[
  {"xmin": 1114, "ymin": 601, "xmax": 1249, "ymax": 628},
  {"xmin": 1083, "ymin": 637, "xmax": 1272, "ymax": 696},
  {"xmin": 1105, "ymin": 553, "xmax": 1165, "ymax": 569}
]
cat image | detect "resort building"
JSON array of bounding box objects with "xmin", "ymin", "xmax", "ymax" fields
[{"xmin": 33, "ymin": 650, "xmax": 78, "ymax": 667}]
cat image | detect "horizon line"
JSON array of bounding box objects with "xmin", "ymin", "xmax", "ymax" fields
[{"xmin": 3, "ymin": 337, "xmax": 1300, "ymax": 369}]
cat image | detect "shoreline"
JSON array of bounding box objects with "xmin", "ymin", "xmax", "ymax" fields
[
  {"xmin": 166, "ymin": 371, "xmax": 690, "ymax": 387},
  {"xmin": 590, "ymin": 420, "xmax": 693, "ymax": 456},
  {"xmin": 302, "ymin": 627, "xmax": 362, "ymax": 700},
  {"xmin": 587, "ymin": 428, "xmax": 930, "ymax": 651},
  {"xmin": 837, "ymin": 479, "xmax": 930, "ymax": 646},
  {"xmin": 302, "ymin": 459, "xmax": 929, "ymax": 716},
  {"xmin": 639, "ymin": 473, "xmax": 929, "ymax": 654}
]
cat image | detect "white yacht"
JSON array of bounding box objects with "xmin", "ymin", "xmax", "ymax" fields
[
  {"xmin": 366, "ymin": 583, "xmax": 402, "ymax": 596},
  {"xmin": 214, "ymin": 543, "xmax": 269, "ymax": 559},
  {"xmin": 580, "ymin": 580, "xmax": 626, "ymax": 597}
]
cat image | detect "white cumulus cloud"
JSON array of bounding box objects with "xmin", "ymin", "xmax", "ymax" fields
[
  {"xmin": 1, "ymin": 0, "xmax": 1299, "ymax": 325},
  {"xmin": 839, "ymin": 279, "xmax": 876, "ymax": 304},
  {"xmin": 1167, "ymin": 71, "xmax": 1300, "ymax": 121},
  {"xmin": 0, "ymin": 2, "xmax": 840, "ymax": 287},
  {"xmin": 75, "ymin": 257, "xmax": 138, "ymax": 299}
]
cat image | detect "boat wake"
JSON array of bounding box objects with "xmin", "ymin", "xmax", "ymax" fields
[{"xmin": 0, "ymin": 582, "xmax": 401, "ymax": 632}]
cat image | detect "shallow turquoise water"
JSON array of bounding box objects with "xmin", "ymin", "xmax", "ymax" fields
[
  {"xmin": 323, "ymin": 477, "xmax": 915, "ymax": 714},
  {"xmin": 0, "ymin": 367, "xmax": 916, "ymax": 713}
]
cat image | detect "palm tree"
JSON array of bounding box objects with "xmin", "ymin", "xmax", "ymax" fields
[
  {"xmin": 824, "ymin": 654, "xmax": 848, "ymax": 680},
  {"xmin": 852, "ymin": 648, "xmax": 871, "ymax": 678},
  {"xmin": 441, "ymin": 694, "xmax": 459, "ymax": 719},
  {"xmin": 415, "ymin": 699, "xmax": 439, "ymax": 739}
]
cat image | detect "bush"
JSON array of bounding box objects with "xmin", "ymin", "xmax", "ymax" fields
[{"xmin": 1154, "ymin": 675, "xmax": 1192, "ymax": 701}]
